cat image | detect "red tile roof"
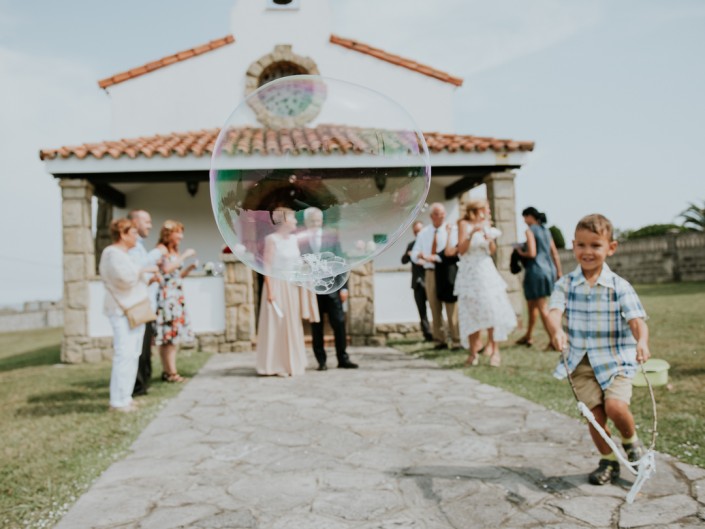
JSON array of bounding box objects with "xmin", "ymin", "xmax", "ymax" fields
[
  {"xmin": 39, "ymin": 127, "xmax": 533, "ymax": 161},
  {"xmin": 97, "ymin": 35, "xmax": 235, "ymax": 89},
  {"xmin": 96, "ymin": 33, "xmax": 463, "ymax": 89},
  {"xmin": 329, "ymin": 35, "xmax": 463, "ymax": 87}
]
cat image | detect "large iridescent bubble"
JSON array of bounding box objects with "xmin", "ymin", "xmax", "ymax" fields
[{"xmin": 210, "ymin": 75, "xmax": 430, "ymax": 293}]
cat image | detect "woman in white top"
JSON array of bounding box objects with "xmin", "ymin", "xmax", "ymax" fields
[
  {"xmin": 99, "ymin": 218, "xmax": 158, "ymax": 412},
  {"xmin": 447, "ymin": 200, "xmax": 517, "ymax": 368}
]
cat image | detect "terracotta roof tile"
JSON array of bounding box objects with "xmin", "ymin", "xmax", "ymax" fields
[
  {"xmin": 98, "ymin": 35, "xmax": 235, "ymax": 89},
  {"xmin": 96, "ymin": 33, "xmax": 461, "ymax": 90},
  {"xmin": 329, "ymin": 35, "xmax": 463, "ymax": 87},
  {"xmin": 39, "ymin": 127, "xmax": 533, "ymax": 162}
]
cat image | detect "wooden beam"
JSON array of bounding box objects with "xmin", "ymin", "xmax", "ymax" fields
[
  {"xmin": 445, "ymin": 173, "xmax": 489, "ymax": 199},
  {"xmin": 93, "ymin": 183, "xmax": 126, "ymax": 208}
]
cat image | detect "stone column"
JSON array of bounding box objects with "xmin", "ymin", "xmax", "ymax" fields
[
  {"xmin": 222, "ymin": 254, "xmax": 255, "ymax": 352},
  {"xmin": 348, "ymin": 262, "xmax": 375, "ymax": 346},
  {"xmin": 484, "ymin": 171, "xmax": 523, "ymax": 315},
  {"xmin": 60, "ymin": 179, "xmax": 95, "ymax": 363}
]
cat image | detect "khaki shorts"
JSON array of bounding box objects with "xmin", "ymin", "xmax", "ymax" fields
[{"xmin": 572, "ymin": 356, "xmax": 632, "ymax": 410}]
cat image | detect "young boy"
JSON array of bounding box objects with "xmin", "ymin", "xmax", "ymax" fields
[{"xmin": 547, "ymin": 214, "xmax": 651, "ymax": 485}]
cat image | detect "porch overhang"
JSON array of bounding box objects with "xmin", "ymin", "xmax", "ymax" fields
[{"xmin": 44, "ymin": 150, "xmax": 528, "ymax": 205}]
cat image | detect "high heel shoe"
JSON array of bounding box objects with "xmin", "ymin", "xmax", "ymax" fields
[
  {"xmin": 464, "ymin": 353, "xmax": 479, "ymax": 367},
  {"xmin": 489, "ymin": 349, "xmax": 501, "ymax": 367},
  {"xmin": 515, "ymin": 335, "xmax": 533, "ymax": 347},
  {"xmin": 162, "ymin": 371, "xmax": 187, "ymax": 383}
]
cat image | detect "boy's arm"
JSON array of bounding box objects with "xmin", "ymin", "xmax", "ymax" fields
[
  {"xmin": 629, "ymin": 318, "xmax": 650, "ymax": 363},
  {"xmin": 547, "ymin": 308, "xmax": 567, "ymax": 352},
  {"xmin": 546, "ymin": 277, "xmax": 568, "ymax": 351}
]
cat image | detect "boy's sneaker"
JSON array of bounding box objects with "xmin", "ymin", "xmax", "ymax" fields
[
  {"xmin": 588, "ymin": 459, "xmax": 620, "ymax": 485},
  {"xmin": 623, "ymin": 439, "xmax": 646, "ymax": 463}
]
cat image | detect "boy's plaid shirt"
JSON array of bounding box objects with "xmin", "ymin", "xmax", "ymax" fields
[{"xmin": 550, "ymin": 263, "xmax": 647, "ymax": 389}]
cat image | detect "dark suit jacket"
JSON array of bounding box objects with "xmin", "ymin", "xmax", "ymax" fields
[
  {"xmin": 298, "ymin": 229, "xmax": 348, "ymax": 296},
  {"xmin": 401, "ymin": 240, "xmax": 425, "ymax": 290},
  {"xmin": 435, "ymin": 251, "xmax": 458, "ymax": 303}
]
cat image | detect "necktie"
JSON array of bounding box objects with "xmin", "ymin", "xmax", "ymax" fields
[{"xmin": 431, "ymin": 228, "xmax": 438, "ymax": 256}]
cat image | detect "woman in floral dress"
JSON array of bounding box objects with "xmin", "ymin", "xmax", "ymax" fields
[{"xmin": 155, "ymin": 220, "xmax": 197, "ymax": 382}]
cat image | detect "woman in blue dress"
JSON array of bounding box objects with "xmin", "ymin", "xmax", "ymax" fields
[{"xmin": 515, "ymin": 207, "xmax": 562, "ymax": 347}]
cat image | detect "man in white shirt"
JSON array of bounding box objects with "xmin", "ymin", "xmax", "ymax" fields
[
  {"xmin": 410, "ymin": 203, "xmax": 460, "ymax": 349},
  {"xmin": 127, "ymin": 209, "xmax": 161, "ymax": 396}
]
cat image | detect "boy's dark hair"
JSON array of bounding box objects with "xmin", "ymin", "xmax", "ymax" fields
[
  {"xmin": 522, "ymin": 206, "xmax": 547, "ymax": 225},
  {"xmin": 576, "ymin": 214, "xmax": 614, "ymax": 241}
]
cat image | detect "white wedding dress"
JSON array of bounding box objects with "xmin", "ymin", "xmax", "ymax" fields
[{"xmin": 454, "ymin": 225, "xmax": 517, "ymax": 348}]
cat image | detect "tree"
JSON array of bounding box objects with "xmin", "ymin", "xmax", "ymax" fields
[
  {"xmin": 548, "ymin": 225, "xmax": 566, "ymax": 249},
  {"xmin": 679, "ymin": 200, "xmax": 705, "ymax": 231},
  {"xmin": 621, "ymin": 224, "xmax": 687, "ymax": 240}
]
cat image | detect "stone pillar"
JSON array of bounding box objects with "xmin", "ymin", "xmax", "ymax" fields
[
  {"xmin": 60, "ymin": 179, "xmax": 95, "ymax": 363},
  {"xmin": 484, "ymin": 171, "xmax": 523, "ymax": 315},
  {"xmin": 222, "ymin": 253, "xmax": 255, "ymax": 352},
  {"xmin": 348, "ymin": 261, "xmax": 375, "ymax": 346}
]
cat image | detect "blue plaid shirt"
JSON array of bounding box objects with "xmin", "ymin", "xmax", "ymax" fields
[{"xmin": 551, "ymin": 264, "xmax": 647, "ymax": 389}]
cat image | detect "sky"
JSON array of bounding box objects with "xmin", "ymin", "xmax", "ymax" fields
[{"xmin": 1, "ymin": 0, "xmax": 704, "ymax": 306}]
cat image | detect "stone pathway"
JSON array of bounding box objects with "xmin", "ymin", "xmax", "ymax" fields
[{"xmin": 55, "ymin": 347, "xmax": 705, "ymax": 528}]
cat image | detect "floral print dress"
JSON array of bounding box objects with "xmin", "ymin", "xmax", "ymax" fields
[{"xmin": 155, "ymin": 253, "xmax": 194, "ymax": 345}]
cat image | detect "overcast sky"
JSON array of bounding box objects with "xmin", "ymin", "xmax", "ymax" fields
[{"xmin": 1, "ymin": 0, "xmax": 704, "ymax": 306}]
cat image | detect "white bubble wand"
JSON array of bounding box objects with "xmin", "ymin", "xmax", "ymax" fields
[{"xmin": 560, "ymin": 347, "xmax": 658, "ymax": 503}]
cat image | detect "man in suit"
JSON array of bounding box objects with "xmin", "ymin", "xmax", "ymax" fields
[
  {"xmin": 300, "ymin": 207, "xmax": 358, "ymax": 370},
  {"xmin": 401, "ymin": 221, "xmax": 433, "ymax": 342},
  {"xmin": 410, "ymin": 203, "xmax": 460, "ymax": 349}
]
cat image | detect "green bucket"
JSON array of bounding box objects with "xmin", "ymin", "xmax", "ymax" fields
[{"xmin": 632, "ymin": 358, "xmax": 670, "ymax": 387}]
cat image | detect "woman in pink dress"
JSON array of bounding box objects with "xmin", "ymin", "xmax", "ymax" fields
[{"xmin": 256, "ymin": 207, "xmax": 319, "ymax": 376}]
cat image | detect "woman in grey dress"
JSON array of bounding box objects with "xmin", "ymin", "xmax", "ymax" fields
[{"xmin": 515, "ymin": 207, "xmax": 562, "ymax": 347}]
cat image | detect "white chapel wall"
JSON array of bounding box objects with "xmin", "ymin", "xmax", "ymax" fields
[{"xmin": 106, "ymin": 0, "xmax": 456, "ymax": 138}]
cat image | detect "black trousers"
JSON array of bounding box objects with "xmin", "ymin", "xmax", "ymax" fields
[
  {"xmin": 413, "ymin": 285, "xmax": 433, "ymax": 340},
  {"xmin": 311, "ymin": 293, "xmax": 349, "ymax": 367},
  {"xmin": 133, "ymin": 322, "xmax": 154, "ymax": 396}
]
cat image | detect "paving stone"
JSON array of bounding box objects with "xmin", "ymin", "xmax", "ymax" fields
[
  {"xmin": 51, "ymin": 347, "xmax": 702, "ymax": 529},
  {"xmin": 694, "ymin": 479, "xmax": 705, "ymax": 505},
  {"xmin": 440, "ymin": 484, "xmax": 516, "ymax": 528},
  {"xmin": 227, "ymin": 473, "xmax": 318, "ymax": 511},
  {"xmin": 138, "ymin": 504, "xmax": 220, "ymax": 529},
  {"xmin": 549, "ymin": 496, "xmax": 621, "ymax": 526},
  {"xmin": 675, "ymin": 462, "xmax": 705, "ymax": 482},
  {"xmin": 619, "ymin": 494, "xmax": 699, "ymax": 527},
  {"xmin": 193, "ymin": 509, "xmax": 258, "ymax": 529},
  {"xmin": 312, "ymin": 489, "xmax": 403, "ymax": 521}
]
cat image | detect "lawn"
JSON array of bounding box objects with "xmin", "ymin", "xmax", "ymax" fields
[
  {"xmin": 392, "ymin": 282, "xmax": 705, "ymax": 469},
  {"xmin": 0, "ymin": 328, "xmax": 211, "ymax": 529}
]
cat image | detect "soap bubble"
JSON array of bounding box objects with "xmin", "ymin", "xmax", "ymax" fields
[{"xmin": 210, "ymin": 75, "xmax": 430, "ymax": 293}]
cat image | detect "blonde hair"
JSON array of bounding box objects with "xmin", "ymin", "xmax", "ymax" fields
[
  {"xmin": 158, "ymin": 220, "xmax": 184, "ymax": 247},
  {"xmin": 463, "ymin": 199, "xmax": 488, "ymax": 222},
  {"xmin": 576, "ymin": 214, "xmax": 614, "ymax": 241},
  {"xmin": 109, "ymin": 218, "xmax": 135, "ymax": 242}
]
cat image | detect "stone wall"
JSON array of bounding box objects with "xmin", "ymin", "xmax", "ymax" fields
[
  {"xmin": 0, "ymin": 300, "xmax": 64, "ymax": 332},
  {"xmin": 557, "ymin": 231, "xmax": 705, "ymax": 284},
  {"xmin": 347, "ymin": 261, "xmax": 375, "ymax": 345},
  {"xmin": 372, "ymin": 322, "xmax": 425, "ymax": 346}
]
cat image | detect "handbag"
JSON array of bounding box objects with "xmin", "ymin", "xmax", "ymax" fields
[
  {"xmin": 106, "ymin": 286, "xmax": 157, "ymax": 329},
  {"xmin": 123, "ymin": 297, "xmax": 157, "ymax": 329}
]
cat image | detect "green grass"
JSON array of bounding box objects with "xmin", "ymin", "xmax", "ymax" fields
[
  {"xmin": 392, "ymin": 282, "xmax": 705, "ymax": 468},
  {"xmin": 0, "ymin": 328, "xmax": 211, "ymax": 529}
]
